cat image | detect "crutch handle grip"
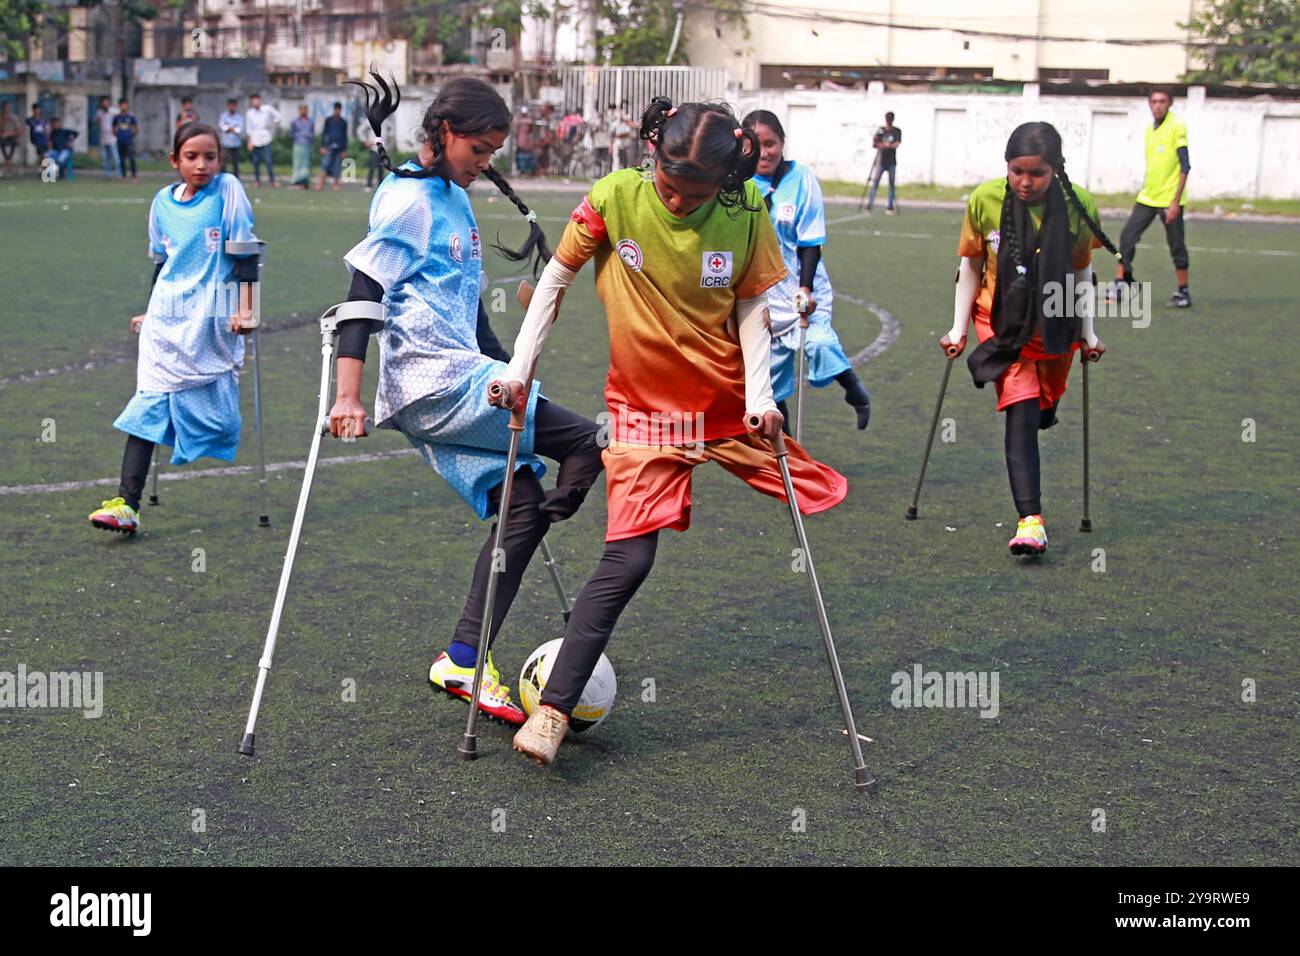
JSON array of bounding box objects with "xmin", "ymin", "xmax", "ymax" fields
[
  {"xmin": 321, "ymin": 416, "xmax": 371, "ymax": 439},
  {"xmin": 940, "ymin": 333, "xmax": 967, "ymax": 359},
  {"xmin": 1081, "ymin": 337, "xmax": 1106, "ymax": 363},
  {"xmin": 488, "ymin": 380, "xmax": 529, "ymax": 430}
]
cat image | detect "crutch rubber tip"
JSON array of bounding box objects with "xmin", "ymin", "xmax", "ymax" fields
[
  {"xmin": 236, "ymin": 733, "xmax": 256, "ymax": 756},
  {"xmin": 904, "ymin": 506, "xmax": 918, "ymax": 520},
  {"xmin": 148, "ymin": 495, "xmax": 159, "ymax": 506},
  {"xmin": 1079, "ymin": 518, "xmax": 1092, "ymax": 533},
  {"xmin": 855, "ymin": 767, "xmax": 878, "ymax": 795},
  {"xmin": 457, "ymin": 736, "xmax": 478, "ymax": 761},
  {"xmin": 258, "ymin": 515, "xmax": 270, "ymax": 528}
]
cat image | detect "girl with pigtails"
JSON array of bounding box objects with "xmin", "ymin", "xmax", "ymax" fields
[
  {"xmin": 942, "ymin": 121, "xmax": 1117, "ymax": 556},
  {"xmin": 497, "ymin": 97, "xmax": 849, "ymax": 766},
  {"xmin": 327, "ymin": 73, "xmax": 604, "ymax": 726}
]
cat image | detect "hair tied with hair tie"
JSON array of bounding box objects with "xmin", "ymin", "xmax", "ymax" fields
[
  {"xmin": 526, "ymin": 210, "xmax": 537, "ymax": 223},
  {"xmin": 733, "ymin": 127, "xmax": 744, "ymax": 139},
  {"xmin": 666, "ymin": 107, "xmax": 678, "ymax": 118},
  {"xmin": 374, "ymin": 137, "xmax": 383, "ymax": 146}
]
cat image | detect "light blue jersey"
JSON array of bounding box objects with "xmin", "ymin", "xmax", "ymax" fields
[
  {"xmin": 751, "ymin": 161, "xmax": 835, "ymax": 340},
  {"xmin": 344, "ymin": 163, "xmax": 490, "ymax": 425},
  {"xmin": 343, "ymin": 163, "xmax": 544, "ymax": 518},
  {"xmin": 140, "ymin": 173, "xmax": 259, "ymax": 391}
]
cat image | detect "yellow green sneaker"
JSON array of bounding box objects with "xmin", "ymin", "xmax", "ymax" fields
[
  {"xmin": 428, "ymin": 650, "xmax": 526, "ymax": 726},
  {"xmin": 1008, "ymin": 514, "xmax": 1047, "ymax": 556},
  {"xmin": 88, "ymin": 497, "xmax": 139, "ymax": 535}
]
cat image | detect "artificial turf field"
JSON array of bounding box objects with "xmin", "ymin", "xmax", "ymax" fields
[{"xmin": 0, "ymin": 176, "xmax": 1296, "ymax": 866}]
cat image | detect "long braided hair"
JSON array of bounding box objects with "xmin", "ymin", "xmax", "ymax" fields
[
  {"xmin": 1000, "ymin": 122, "xmax": 1120, "ymax": 274},
  {"xmin": 639, "ymin": 96, "xmax": 762, "ymax": 212},
  {"xmin": 349, "ymin": 70, "xmax": 550, "ymax": 271}
]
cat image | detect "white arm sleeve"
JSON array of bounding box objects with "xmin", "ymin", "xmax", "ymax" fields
[
  {"xmin": 1075, "ymin": 265, "xmax": 1098, "ymax": 346},
  {"xmin": 737, "ymin": 292, "xmax": 778, "ymax": 417},
  {"xmin": 950, "ymin": 256, "xmax": 983, "ymax": 340},
  {"xmin": 503, "ymin": 256, "xmax": 578, "ymax": 385}
]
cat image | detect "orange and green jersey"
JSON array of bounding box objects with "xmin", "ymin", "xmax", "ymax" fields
[
  {"xmin": 556, "ymin": 168, "xmax": 787, "ymax": 446},
  {"xmin": 957, "ymin": 177, "xmax": 1102, "ymax": 329}
]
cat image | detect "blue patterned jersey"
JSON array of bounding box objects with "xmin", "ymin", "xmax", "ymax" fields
[
  {"xmin": 343, "ymin": 162, "xmax": 489, "ymax": 425},
  {"xmin": 751, "ymin": 161, "xmax": 835, "ymax": 339},
  {"xmin": 140, "ymin": 173, "xmax": 258, "ymax": 392}
]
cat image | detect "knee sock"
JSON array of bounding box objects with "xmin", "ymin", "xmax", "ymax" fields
[
  {"xmin": 834, "ymin": 369, "xmax": 871, "ymax": 429},
  {"xmin": 117, "ymin": 435, "xmax": 155, "ymax": 511},
  {"xmin": 1004, "ymin": 400, "xmax": 1042, "ymax": 518}
]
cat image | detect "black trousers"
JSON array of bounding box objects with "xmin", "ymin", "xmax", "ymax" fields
[
  {"xmin": 221, "ymin": 147, "xmax": 241, "ymax": 178},
  {"xmin": 1119, "ymin": 202, "xmax": 1189, "ymax": 272},
  {"xmin": 118, "ymin": 142, "xmax": 136, "ymax": 177},
  {"xmin": 451, "ymin": 398, "xmax": 604, "ymax": 649},
  {"xmin": 540, "ymin": 531, "xmax": 659, "ymax": 715},
  {"xmin": 117, "ymin": 434, "xmax": 155, "ymax": 510}
]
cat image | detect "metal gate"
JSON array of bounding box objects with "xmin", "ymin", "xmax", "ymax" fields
[{"xmin": 556, "ymin": 66, "xmax": 730, "ymax": 117}]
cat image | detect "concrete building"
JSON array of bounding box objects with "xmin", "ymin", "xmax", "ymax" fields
[{"xmin": 685, "ymin": 0, "xmax": 1204, "ymax": 89}]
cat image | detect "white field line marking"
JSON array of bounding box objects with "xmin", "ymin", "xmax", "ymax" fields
[
  {"xmin": 3, "ymin": 291, "xmax": 899, "ymax": 498},
  {"xmin": 0, "ymin": 448, "xmax": 419, "ymax": 497}
]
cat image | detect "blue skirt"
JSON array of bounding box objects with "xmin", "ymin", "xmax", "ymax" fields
[
  {"xmin": 770, "ymin": 317, "xmax": 852, "ymax": 404},
  {"xmin": 113, "ymin": 371, "xmax": 241, "ymax": 465},
  {"xmin": 388, "ymin": 360, "xmax": 547, "ymax": 520}
]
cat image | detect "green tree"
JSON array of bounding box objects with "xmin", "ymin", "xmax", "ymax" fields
[
  {"xmin": 599, "ymin": 0, "xmax": 744, "ymax": 65},
  {"xmin": 1183, "ymin": 0, "xmax": 1300, "ymax": 84}
]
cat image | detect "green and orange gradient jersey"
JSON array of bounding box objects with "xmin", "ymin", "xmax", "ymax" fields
[
  {"xmin": 555, "ymin": 168, "xmax": 787, "ymax": 446},
  {"xmin": 958, "ymin": 177, "xmax": 1102, "ymax": 328}
]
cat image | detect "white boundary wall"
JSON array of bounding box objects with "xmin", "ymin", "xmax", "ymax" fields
[{"xmin": 730, "ymin": 84, "xmax": 1300, "ymax": 200}]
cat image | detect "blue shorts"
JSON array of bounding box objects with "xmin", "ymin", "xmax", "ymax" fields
[
  {"xmin": 113, "ymin": 372, "xmax": 242, "ymax": 465},
  {"xmin": 388, "ymin": 361, "xmax": 547, "ymax": 520},
  {"xmin": 770, "ymin": 314, "xmax": 853, "ymax": 404}
]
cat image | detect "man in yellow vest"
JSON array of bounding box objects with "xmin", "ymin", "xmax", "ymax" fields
[{"xmin": 1116, "ymin": 89, "xmax": 1191, "ymax": 308}]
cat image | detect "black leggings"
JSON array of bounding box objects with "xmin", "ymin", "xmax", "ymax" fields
[
  {"xmin": 540, "ymin": 531, "xmax": 659, "ymax": 715},
  {"xmin": 451, "ymin": 398, "xmax": 604, "ymax": 649},
  {"xmin": 117, "ymin": 434, "xmax": 155, "ymax": 510},
  {"xmin": 1004, "ymin": 398, "xmax": 1059, "ymax": 518}
]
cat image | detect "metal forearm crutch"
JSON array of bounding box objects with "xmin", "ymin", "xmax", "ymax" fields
[
  {"xmin": 905, "ymin": 345, "xmax": 961, "ymax": 521},
  {"xmin": 459, "ymin": 280, "xmax": 566, "ymax": 760},
  {"xmin": 517, "ymin": 280, "xmax": 572, "ymax": 625},
  {"xmin": 227, "ymin": 239, "xmax": 271, "ymax": 527},
  {"xmin": 237, "ymin": 302, "xmax": 383, "ymax": 757},
  {"xmin": 795, "ymin": 313, "xmax": 809, "ymax": 445},
  {"xmin": 1080, "ymin": 353, "xmax": 1093, "ymax": 533},
  {"xmin": 747, "ymin": 413, "xmax": 878, "ymax": 795}
]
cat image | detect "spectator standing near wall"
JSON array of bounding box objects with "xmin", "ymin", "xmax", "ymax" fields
[
  {"xmin": 865, "ymin": 111, "xmax": 901, "ymax": 214},
  {"xmin": 96, "ymin": 96, "xmax": 118, "ymax": 179},
  {"xmin": 219, "ymin": 98, "xmax": 244, "ymax": 178},
  {"xmin": 318, "ymin": 101, "xmax": 348, "ymax": 191},
  {"xmin": 245, "ymin": 93, "xmax": 280, "ymax": 188},
  {"xmin": 290, "ymin": 104, "xmax": 314, "ymax": 188},
  {"xmin": 2, "ymin": 101, "xmax": 24, "ymax": 175},
  {"xmin": 112, "ymin": 99, "xmax": 139, "ymax": 182}
]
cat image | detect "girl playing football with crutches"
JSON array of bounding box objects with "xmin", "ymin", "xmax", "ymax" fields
[
  {"xmin": 743, "ymin": 110, "xmax": 871, "ymax": 435},
  {"xmin": 89, "ymin": 122, "xmax": 260, "ymax": 536},
  {"xmin": 941, "ymin": 122, "xmax": 1115, "ymax": 556},
  {"xmin": 328, "ymin": 74, "xmax": 604, "ymax": 725},
  {"xmin": 494, "ymin": 97, "xmax": 849, "ymax": 765}
]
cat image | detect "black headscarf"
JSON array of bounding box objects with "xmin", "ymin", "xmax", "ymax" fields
[{"xmin": 967, "ymin": 180, "xmax": 1076, "ymax": 386}]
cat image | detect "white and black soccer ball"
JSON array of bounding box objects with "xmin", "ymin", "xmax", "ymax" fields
[{"xmin": 518, "ymin": 638, "xmax": 616, "ymax": 734}]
